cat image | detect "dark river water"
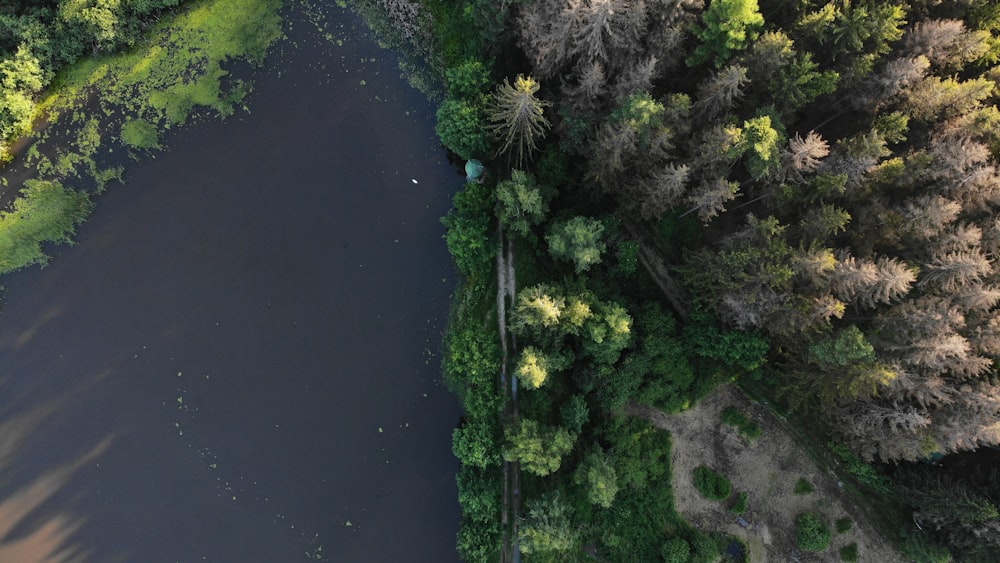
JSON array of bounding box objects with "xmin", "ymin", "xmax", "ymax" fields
[{"xmin": 0, "ymin": 5, "xmax": 463, "ymax": 562}]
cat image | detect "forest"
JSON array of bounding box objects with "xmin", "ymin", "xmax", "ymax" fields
[
  {"xmin": 3, "ymin": 0, "xmax": 1000, "ymax": 561},
  {"xmin": 351, "ymin": 0, "xmax": 1000, "ymax": 561}
]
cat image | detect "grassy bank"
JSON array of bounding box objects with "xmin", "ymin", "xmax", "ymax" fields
[{"xmin": 0, "ymin": 0, "xmax": 283, "ymax": 278}]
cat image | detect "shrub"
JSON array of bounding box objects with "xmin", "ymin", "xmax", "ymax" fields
[
  {"xmin": 721, "ymin": 406, "xmax": 763, "ymax": 441},
  {"xmin": 721, "ymin": 407, "xmax": 743, "ymax": 426},
  {"xmin": 730, "ymin": 491, "xmax": 749, "ymax": 514},
  {"xmin": 840, "ymin": 542, "xmax": 859, "ymax": 562},
  {"xmin": 689, "ymin": 531, "xmax": 721, "ymax": 563},
  {"xmin": 827, "ymin": 442, "xmax": 892, "ymax": 494},
  {"xmin": 436, "ymin": 97, "xmax": 492, "ymax": 160},
  {"xmin": 836, "ymin": 517, "xmax": 853, "ymax": 533},
  {"xmin": 796, "ymin": 512, "xmax": 831, "ymax": 552},
  {"xmin": 441, "ymin": 182, "xmax": 495, "ymax": 279},
  {"xmin": 794, "ymin": 478, "xmax": 815, "ymax": 495},
  {"xmin": 693, "ymin": 466, "xmax": 733, "ymax": 501},
  {"xmin": 742, "ymin": 422, "xmax": 763, "ymax": 440},
  {"xmin": 661, "ymin": 537, "xmax": 690, "ymax": 563}
]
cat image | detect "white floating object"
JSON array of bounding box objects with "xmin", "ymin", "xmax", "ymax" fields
[{"xmin": 411, "ymin": 178, "xmax": 418, "ymax": 184}]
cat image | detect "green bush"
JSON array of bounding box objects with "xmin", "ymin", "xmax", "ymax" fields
[
  {"xmin": 661, "ymin": 537, "xmax": 690, "ymax": 563},
  {"xmin": 827, "ymin": 442, "xmax": 892, "ymax": 494},
  {"xmin": 689, "ymin": 531, "xmax": 721, "ymax": 563},
  {"xmin": 730, "ymin": 491, "xmax": 749, "ymax": 514},
  {"xmin": 721, "ymin": 407, "xmax": 743, "ymax": 426},
  {"xmin": 683, "ymin": 313, "xmax": 769, "ymax": 371},
  {"xmin": 693, "ymin": 466, "xmax": 732, "ymax": 501},
  {"xmin": 840, "ymin": 542, "xmax": 859, "ymax": 562},
  {"xmin": 836, "ymin": 517, "xmax": 853, "ymax": 533},
  {"xmin": 794, "ymin": 478, "xmax": 815, "ymax": 495},
  {"xmin": 721, "ymin": 406, "xmax": 763, "ymax": 441},
  {"xmin": 441, "ymin": 182, "xmax": 495, "ymax": 279},
  {"xmin": 436, "ymin": 97, "xmax": 492, "ymax": 160},
  {"xmin": 796, "ymin": 512, "xmax": 831, "ymax": 552}
]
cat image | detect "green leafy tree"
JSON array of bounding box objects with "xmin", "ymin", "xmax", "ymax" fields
[
  {"xmin": 687, "ymin": 0, "xmax": 765, "ymax": 67},
  {"xmin": 512, "ymin": 283, "xmax": 566, "ymax": 336},
  {"xmin": 503, "ymin": 418, "xmax": 575, "ymax": 476},
  {"xmin": 574, "ymin": 451, "xmax": 619, "ymax": 508},
  {"xmin": 436, "ymin": 97, "xmax": 492, "ymax": 160},
  {"xmin": 785, "ymin": 325, "xmax": 896, "ymax": 407},
  {"xmin": 453, "ymin": 417, "xmax": 501, "ymax": 469},
  {"xmin": 457, "ymin": 515, "xmax": 502, "ymax": 563},
  {"xmin": 496, "ymin": 170, "xmax": 551, "ymax": 236},
  {"xmin": 514, "ymin": 345, "xmax": 571, "ymax": 389},
  {"xmin": 731, "ymin": 113, "xmax": 784, "ymax": 179},
  {"xmin": 456, "ymin": 466, "xmax": 501, "ymax": 522},
  {"xmin": 443, "ymin": 325, "xmax": 502, "ymax": 419},
  {"xmin": 488, "ymin": 74, "xmax": 550, "ymax": 167},
  {"xmin": 441, "ymin": 182, "xmax": 494, "ymax": 278},
  {"xmin": 582, "ymin": 301, "xmax": 633, "ymax": 366},
  {"xmin": 445, "ymin": 59, "xmax": 491, "ymax": 99},
  {"xmin": 560, "ymin": 394, "xmax": 590, "ymax": 434},
  {"xmin": 546, "ymin": 216, "xmax": 607, "ymax": 273},
  {"xmin": 519, "ymin": 494, "xmax": 578, "ymax": 556}
]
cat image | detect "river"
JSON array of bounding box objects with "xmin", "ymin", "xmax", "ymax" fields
[{"xmin": 0, "ymin": 4, "xmax": 462, "ymax": 562}]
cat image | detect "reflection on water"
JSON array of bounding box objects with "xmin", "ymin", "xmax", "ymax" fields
[
  {"xmin": 12, "ymin": 306, "xmax": 64, "ymax": 351},
  {"xmin": 0, "ymin": 407, "xmax": 112, "ymax": 562}
]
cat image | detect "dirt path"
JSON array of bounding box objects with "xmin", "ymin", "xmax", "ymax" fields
[
  {"xmin": 626, "ymin": 385, "xmax": 905, "ymax": 562},
  {"xmin": 497, "ymin": 229, "xmax": 519, "ymax": 563}
]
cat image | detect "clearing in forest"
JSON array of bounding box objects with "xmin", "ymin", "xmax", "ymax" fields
[{"xmin": 627, "ymin": 385, "xmax": 904, "ymax": 562}]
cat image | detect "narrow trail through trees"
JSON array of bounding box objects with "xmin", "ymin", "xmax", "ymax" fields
[{"xmin": 496, "ymin": 227, "xmax": 519, "ymax": 563}]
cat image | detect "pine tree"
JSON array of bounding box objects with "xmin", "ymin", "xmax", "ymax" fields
[
  {"xmin": 633, "ymin": 162, "xmax": 689, "ymax": 220},
  {"xmin": 783, "ymin": 130, "xmax": 830, "ymax": 182},
  {"xmin": 920, "ymin": 250, "xmax": 993, "ymax": 292},
  {"xmin": 488, "ymin": 75, "xmax": 551, "ymax": 167},
  {"xmin": 904, "ymin": 19, "xmax": 991, "ymax": 71},
  {"xmin": 692, "ymin": 64, "xmax": 749, "ymax": 123},
  {"xmin": 684, "ymin": 177, "xmax": 740, "ymax": 223}
]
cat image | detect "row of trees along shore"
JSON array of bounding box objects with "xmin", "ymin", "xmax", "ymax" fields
[{"xmin": 346, "ymin": 0, "xmax": 1000, "ymax": 560}]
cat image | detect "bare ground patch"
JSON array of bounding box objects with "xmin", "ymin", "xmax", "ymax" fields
[{"xmin": 626, "ymin": 385, "xmax": 905, "ymax": 562}]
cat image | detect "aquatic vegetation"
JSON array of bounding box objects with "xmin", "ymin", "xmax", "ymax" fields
[{"xmin": 0, "ymin": 179, "xmax": 93, "ymax": 274}]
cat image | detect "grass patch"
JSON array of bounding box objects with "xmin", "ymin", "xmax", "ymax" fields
[
  {"xmin": 693, "ymin": 466, "xmax": 732, "ymax": 501},
  {"xmin": 794, "ymin": 477, "xmax": 815, "ymax": 495},
  {"xmin": 721, "ymin": 406, "xmax": 763, "ymax": 441},
  {"xmin": 836, "ymin": 517, "xmax": 853, "ymax": 533}
]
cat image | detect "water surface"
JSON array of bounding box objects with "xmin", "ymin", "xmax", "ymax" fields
[{"xmin": 0, "ymin": 6, "xmax": 462, "ymax": 561}]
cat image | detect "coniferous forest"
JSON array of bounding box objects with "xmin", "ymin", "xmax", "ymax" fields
[{"xmin": 348, "ymin": 0, "xmax": 1000, "ymax": 560}]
